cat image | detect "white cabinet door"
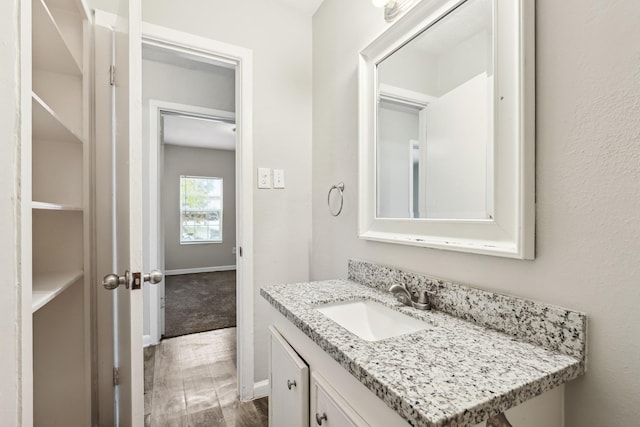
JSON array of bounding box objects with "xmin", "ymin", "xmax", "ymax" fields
[
  {"xmin": 269, "ymin": 326, "xmax": 310, "ymax": 427},
  {"xmin": 311, "ymin": 372, "xmax": 369, "ymax": 427}
]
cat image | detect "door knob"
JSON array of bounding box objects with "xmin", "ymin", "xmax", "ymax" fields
[
  {"xmin": 102, "ymin": 270, "xmax": 130, "ymax": 290},
  {"xmin": 131, "ymin": 270, "xmax": 164, "ymax": 289},
  {"xmin": 102, "ymin": 270, "xmax": 162, "ymax": 290},
  {"xmin": 144, "ymin": 270, "xmax": 163, "ymax": 284}
]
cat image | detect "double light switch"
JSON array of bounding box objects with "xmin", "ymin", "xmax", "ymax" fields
[{"xmin": 258, "ymin": 168, "xmax": 285, "ymax": 189}]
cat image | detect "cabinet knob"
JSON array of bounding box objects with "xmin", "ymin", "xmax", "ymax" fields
[
  {"xmin": 287, "ymin": 379, "xmax": 297, "ymax": 390},
  {"xmin": 315, "ymin": 412, "xmax": 328, "ymax": 425}
]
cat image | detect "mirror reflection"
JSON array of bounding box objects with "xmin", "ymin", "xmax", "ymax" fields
[{"xmin": 376, "ymin": 0, "xmax": 494, "ymax": 219}]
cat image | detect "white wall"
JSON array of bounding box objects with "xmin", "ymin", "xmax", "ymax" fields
[
  {"xmin": 313, "ymin": 1, "xmax": 640, "ymax": 426},
  {"xmin": 425, "ymin": 73, "xmax": 488, "ymax": 218},
  {"xmin": 436, "ymin": 30, "xmax": 490, "ymax": 95},
  {"xmin": 0, "ymin": 0, "xmax": 22, "ymax": 424},
  {"xmin": 163, "ymin": 145, "xmax": 236, "ymax": 270}
]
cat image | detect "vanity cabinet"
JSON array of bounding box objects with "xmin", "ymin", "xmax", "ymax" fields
[{"xmin": 268, "ymin": 306, "xmax": 565, "ymax": 427}]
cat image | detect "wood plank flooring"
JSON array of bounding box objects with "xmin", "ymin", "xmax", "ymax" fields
[{"xmin": 144, "ymin": 328, "xmax": 268, "ymax": 427}]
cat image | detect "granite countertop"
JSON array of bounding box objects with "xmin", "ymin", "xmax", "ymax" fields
[{"xmin": 260, "ymin": 262, "xmax": 586, "ymax": 427}]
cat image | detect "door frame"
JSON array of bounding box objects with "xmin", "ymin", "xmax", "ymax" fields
[
  {"xmin": 146, "ymin": 100, "xmax": 235, "ymax": 346},
  {"xmin": 141, "ymin": 22, "xmax": 256, "ymax": 401}
]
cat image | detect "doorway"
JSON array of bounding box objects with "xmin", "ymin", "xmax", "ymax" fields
[
  {"xmin": 140, "ymin": 19, "xmax": 257, "ymax": 416},
  {"xmin": 142, "ymin": 30, "xmax": 254, "ymax": 419},
  {"xmin": 157, "ymin": 110, "xmax": 238, "ymax": 340}
]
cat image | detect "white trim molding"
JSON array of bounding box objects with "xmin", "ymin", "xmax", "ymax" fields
[
  {"xmin": 164, "ymin": 265, "xmax": 237, "ymax": 276},
  {"xmin": 142, "ymin": 335, "xmax": 155, "ymax": 348},
  {"xmin": 252, "ymin": 380, "xmax": 269, "ymax": 400}
]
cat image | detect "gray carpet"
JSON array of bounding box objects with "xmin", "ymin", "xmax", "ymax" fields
[{"xmin": 164, "ymin": 271, "xmax": 236, "ymax": 338}]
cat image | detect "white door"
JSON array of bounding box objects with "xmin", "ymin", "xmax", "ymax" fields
[
  {"xmin": 269, "ymin": 326, "xmax": 309, "ymax": 427},
  {"xmin": 95, "ymin": 1, "xmax": 147, "ymax": 425}
]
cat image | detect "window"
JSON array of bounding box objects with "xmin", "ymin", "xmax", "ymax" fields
[{"xmin": 180, "ymin": 176, "xmax": 223, "ymax": 244}]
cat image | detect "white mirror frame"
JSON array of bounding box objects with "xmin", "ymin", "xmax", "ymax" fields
[{"xmin": 358, "ymin": 0, "xmax": 535, "ymax": 259}]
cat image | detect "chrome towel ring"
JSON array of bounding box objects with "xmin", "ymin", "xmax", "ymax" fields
[{"xmin": 327, "ymin": 182, "xmax": 344, "ymax": 216}]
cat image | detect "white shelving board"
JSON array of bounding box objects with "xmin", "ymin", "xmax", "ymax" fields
[
  {"xmin": 32, "ymin": 93, "xmax": 83, "ymax": 144},
  {"xmin": 32, "ymin": 201, "xmax": 83, "ymax": 211},
  {"xmin": 32, "ymin": 270, "xmax": 83, "ymax": 312},
  {"xmin": 46, "ymin": 0, "xmax": 91, "ymax": 21},
  {"xmin": 32, "ymin": 0, "xmax": 82, "ymax": 76}
]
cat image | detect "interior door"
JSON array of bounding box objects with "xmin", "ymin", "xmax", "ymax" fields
[
  {"xmin": 95, "ymin": 1, "xmax": 144, "ymax": 425},
  {"xmin": 113, "ymin": 0, "xmax": 143, "ymax": 424}
]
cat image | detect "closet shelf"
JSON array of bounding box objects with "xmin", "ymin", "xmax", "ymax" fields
[
  {"xmin": 32, "ymin": 270, "xmax": 83, "ymax": 312},
  {"xmin": 32, "ymin": 0, "xmax": 82, "ymax": 76},
  {"xmin": 32, "ymin": 201, "xmax": 83, "ymax": 211},
  {"xmin": 32, "ymin": 93, "xmax": 83, "ymax": 144},
  {"xmin": 46, "ymin": 0, "xmax": 91, "ymax": 21}
]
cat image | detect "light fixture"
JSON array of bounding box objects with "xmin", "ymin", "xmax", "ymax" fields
[
  {"xmin": 371, "ymin": 0, "xmax": 389, "ymax": 7},
  {"xmin": 372, "ymin": 0, "xmax": 420, "ymax": 22}
]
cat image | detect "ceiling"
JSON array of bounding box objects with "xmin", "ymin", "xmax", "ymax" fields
[
  {"xmin": 272, "ymin": 0, "xmax": 324, "ymax": 16},
  {"xmin": 407, "ymin": 0, "xmax": 492, "ymax": 56},
  {"xmin": 163, "ymin": 114, "xmax": 236, "ymax": 151}
]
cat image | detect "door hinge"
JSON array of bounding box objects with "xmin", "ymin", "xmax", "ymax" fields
[
  {"xmin": 113, "ymin": 367, "xmax": 120, "ymax": 386},
  {"xmin": 109, "ymin": 65, "xmax": 116, "ymax": 86},
  {"xmin": 239, "ymin": 246, "xmax": 243, "ymax": 257}
]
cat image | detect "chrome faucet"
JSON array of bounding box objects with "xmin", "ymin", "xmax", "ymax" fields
[{"xmin": 389, "ymin": 283, "xmax": 431, "ymax": 310}]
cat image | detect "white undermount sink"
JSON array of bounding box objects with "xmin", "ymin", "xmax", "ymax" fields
[{"xmin": 315, "ymin": 299, "xmax": 429, "ymax": 342}]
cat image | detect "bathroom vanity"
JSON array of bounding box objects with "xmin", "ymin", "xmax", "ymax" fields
[{"xmin": 262, "ymin": 260, "xmax": 586, "ymax": 427}]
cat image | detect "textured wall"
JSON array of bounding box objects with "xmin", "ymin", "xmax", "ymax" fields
[
  {"xmin": 163, "ymin": 146, "xmax": 236, "ymax": 271},
  {"xmin": 312, "ymin": 0, "xmax": 640, "ymax": 426}
]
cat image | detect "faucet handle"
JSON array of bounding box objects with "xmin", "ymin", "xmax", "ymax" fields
[
  {"xmin": 417, "ymin": 289, "xmax": 429, "ymax": 305},
  {"xmin": 411, "ymin": 289, "xmax": 434, "ymax": 311}
]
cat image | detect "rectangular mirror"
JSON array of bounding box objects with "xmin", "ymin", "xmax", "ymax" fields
[{"xmin": 359, "ymin": 0, "xmax": 535, "ymax": 258}]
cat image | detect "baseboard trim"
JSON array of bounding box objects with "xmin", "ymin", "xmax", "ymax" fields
[
  {"xmin": 143, "ymin": 334, "xmax": 158, "ymax": 348},
  {"xmin": 164, "ymin": 265, "xmax": 236, "ymax": 276},
  {"xmin": 253, "ymin": 380, "xmax": 269, "ymax": 399}
]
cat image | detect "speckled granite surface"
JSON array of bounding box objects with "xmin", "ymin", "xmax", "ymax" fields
[
  {"xmin": 348, "ymin": 259, "xmax": 587, "ymax": 360},
  {"xmin": 261, "ymin": 269, "xmax": 586, "ymax": 427}
]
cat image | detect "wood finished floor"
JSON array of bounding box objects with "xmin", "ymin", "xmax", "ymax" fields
[{"xmin": 144, "ymin": 328, "xmax": 268, "ymax": 427}]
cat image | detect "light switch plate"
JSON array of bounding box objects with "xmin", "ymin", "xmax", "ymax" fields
[
  {"xmin": 273, "ymin": 169, "xmax": 285, "ymax": 189},
  {"xmin": 257, "ymin": 167, "xmax": 272, "ymax": 189}
]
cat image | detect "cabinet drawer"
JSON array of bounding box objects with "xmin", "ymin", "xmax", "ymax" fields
[
  {"xmin": 269, "ymin": 326, "xmax": 310, "ymax": 427},
  {"xmin": 311, "ymin": 372, "xmax": 369, "ymax": 427}
]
